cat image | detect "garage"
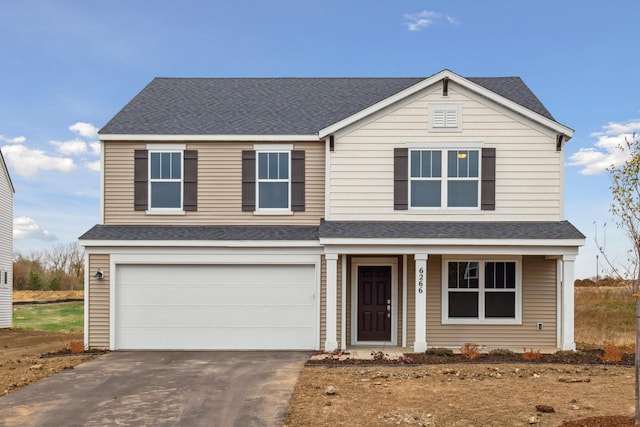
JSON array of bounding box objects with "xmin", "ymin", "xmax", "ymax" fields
[{"xmin": 114, "ymin": 263, "xmax": 318, "ymax": 350}]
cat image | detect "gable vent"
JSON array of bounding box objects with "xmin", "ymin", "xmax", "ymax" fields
[{"xmin": 433, "ymin": 109, "xmax": 458, "ymax": 128}]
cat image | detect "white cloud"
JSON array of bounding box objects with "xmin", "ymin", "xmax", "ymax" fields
[
  {"xmin": 446, "ymin": 16, "xmax": 460, "ymax": 25},
  {"xmin": 50, "ymin": 139, "xmax": 87, "ymax": 155},
  {"xmin": 1, "ymin": 144, "xmax": 76, "ymax": 177},
  {"xmin": 0, "ymin": 135, "xmax": 26, "ymax": 144},
  {"xmin": 13, "ymin": 216, "xmax": 57, "ymax": 241},
  {"xmin": 85, "ymin": 160, "xmax": 101, "ymax": 172},
  {"xmin": 404, "ymin": 10, "xmax": 440, "ymax": 31},
  {"xmin": 568, "ymin": 120, "xmax": 640, "ymax": 175},
  {"xmin": 403, "ymin": 10, "xmax": 459, "ymax": 31},
  {"xmin": 89, "ymin": 142, "xmax": 101, "ymax": 155},
  {"xmin": 69, "ymin": 122, "xmax": 99, "ymax": 139}
]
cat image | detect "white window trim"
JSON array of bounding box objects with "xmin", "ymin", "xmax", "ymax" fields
[
  {"xmin": 408, "ymin": 148, "xmax": 481, "ymax": 211},
  {"xmin": 255, "ymin": 148, "xmax": 292, "ymax": 213},
  {"xmin": 429, "ymin": 104, "xmax": 462, "ymax": 132},
  {"xmin": 441, "ymin": 256, "xmax": 522, "ymax": 325},
  {"xmin": 146, "ymin": 148, "xmax": 184, "ymax": 214}
]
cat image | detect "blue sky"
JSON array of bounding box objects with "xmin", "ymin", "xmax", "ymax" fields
[{"xmin": 1, "ymin": 0, "xmax": 638, "ymax": 279}]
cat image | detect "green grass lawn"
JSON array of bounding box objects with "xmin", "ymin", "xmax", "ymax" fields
[{"xmin": 13, "ymin": 302, "xmax": 84, "ymax": 333}]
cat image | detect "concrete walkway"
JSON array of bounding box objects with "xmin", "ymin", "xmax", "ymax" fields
[{"xmin": 0, "ymin": 351, "xmax": 310, "ymax": 427}]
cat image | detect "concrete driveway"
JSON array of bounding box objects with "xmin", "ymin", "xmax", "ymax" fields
[{"xmin": 0, "ymin": 351, "xmax": 310, "ymax": 427}]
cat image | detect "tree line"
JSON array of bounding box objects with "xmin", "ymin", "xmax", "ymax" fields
[{"xmin": 13, "ymin": 243, "xmax": 84, "ymax": 291}]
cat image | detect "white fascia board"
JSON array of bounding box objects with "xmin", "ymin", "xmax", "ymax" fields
[
  {"xmin": 319, "ymin": 237, "xmax": 585, "ymax": 247},
  {"xmin": 318, "ymin": 69, "xmax": 574, "ymax": 140},
  {"xmin": 322, "ymin": 244, "xmax": 581, "ymax": 257},
  {"xmin": 0, "ymin": 151, "xmax": 15, "ymax": 194},
  {"xmin": 99, "ymin": 134, "xmax": 321, "ymax": 142},
  {"xmin": 79, "ymin": 239, "xmax": 321, "ymax": 248}
]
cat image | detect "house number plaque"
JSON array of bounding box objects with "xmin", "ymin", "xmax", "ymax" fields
[{"xmin": 418, "ymin": 267, "xmax": 425, "ymax": 293}]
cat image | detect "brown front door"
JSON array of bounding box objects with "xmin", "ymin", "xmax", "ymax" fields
[{"xmin": 357, "ymin": 266, "xmax": 392, "ymax": 341}]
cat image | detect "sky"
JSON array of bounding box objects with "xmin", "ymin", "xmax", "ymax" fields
[{"xmin": 1, "ymin": 0, "xmax": 639, "ymax": 279}]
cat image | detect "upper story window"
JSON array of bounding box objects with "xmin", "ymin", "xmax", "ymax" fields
[
  {"xmin": 430, "ymin": 104, "xmax": 461, "ymax": 131},
  {"xmin": 409, "ymin": 149, "xmax": 480, "ymax": 209},
  {"xmin": 257, "ymin": 151, "xmax": 290, "ymax": 210},
  {"xmin": 134, "ymin": 146, "xmax": 197, "ymax": 214},
  {"xmin": 443, "ymin": 259, "xmax": 521, "ymax": 324},
  {"xmin": 149, "ymin": 151, "xmax": 182, "ymax": 209}
]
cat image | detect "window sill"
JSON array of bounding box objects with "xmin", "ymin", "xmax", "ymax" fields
[
  {"xmin": 442, "ymin": 319, "xmax": 522, "ymax": 326},
  {"xmin": 253, "ymin": 210, "xmax": 294, "ymax": 216},
  {"xmin": 407, "ymin": 208, "xmax": 482, "ymax": 215},
  {"xmin": 145, "ymin": 209, "xmax": 186, "ymax": 216}
]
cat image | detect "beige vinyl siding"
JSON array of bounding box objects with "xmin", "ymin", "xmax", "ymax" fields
[
  {"xmin": 88, "ymin": 254, "xmax": 110, "ymax": 349},
  {"xmin": 329, "ymin": 82, "xmax": 563, "ymax": 221},
  {"xmin": 0, "ymin": 160, "xmax": 13, "ymax": 328},
  {"xmin": 426, "ymin": 255, "xmax": 557, "ymax": 350},
  {"xmin": 103, "ymin": 141, "xmax": 324, "ymax": 225}
]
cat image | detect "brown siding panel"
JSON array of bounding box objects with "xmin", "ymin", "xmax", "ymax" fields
[
  {"xmin": 88, "ymin": 254, "xmax": 110, "ymax": 349},
  {"xmin": 426, "ymin": 255, "xmax": 557, "ymax": 350},
  {"xmin": 104, "ymin": 142, "xmax": 324, "ymax": 225}
]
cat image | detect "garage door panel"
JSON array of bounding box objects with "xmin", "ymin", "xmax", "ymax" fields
[
  {"xmin": 115, "ymin": 264, "xmax": 317, "ymax": 350},
  {"xmin": 120, "ymin": 285, "xmax": 314, "ymax": 306}
]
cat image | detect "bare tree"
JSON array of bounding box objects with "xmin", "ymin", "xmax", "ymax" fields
[{"xmin": 604, "ymin": 133, "xmax": 640, "ymax": 424}]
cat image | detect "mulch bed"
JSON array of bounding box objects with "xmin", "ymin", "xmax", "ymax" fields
[{"xmin": 308, "ymin": 347, "xmax": 635, "ymax": 366}]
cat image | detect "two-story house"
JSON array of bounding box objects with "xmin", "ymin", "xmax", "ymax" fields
[
  {"xmin": 0, "ymin": 150, "xmax": 15, "ymax": 328},
  {"xmin": 79, "ymin": 69, "xmax": 584, "ymax": 353}
]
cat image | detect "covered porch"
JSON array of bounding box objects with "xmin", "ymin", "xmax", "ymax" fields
[{"xmin": 318, "ymin": 220, "xmax": 585, "ymax": 354}]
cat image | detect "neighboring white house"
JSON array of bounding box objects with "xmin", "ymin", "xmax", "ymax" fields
[
  {"xmin": 0, "ymin": 150, "xmax": 14, "ymax": 328},
  {"xmin": 80, "ymin": 69, "xmax": 584, "ymax": 352}
]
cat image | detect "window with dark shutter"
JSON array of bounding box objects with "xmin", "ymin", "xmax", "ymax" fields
[
  {"xmin": 134, "ymin": 149, "xmax": 148, "ymax": 211},
  {"xmin": 291, "ymin": 150, "xmax": 305, "ymax": 212},
  {"xmin": 183, "ymin": 150, "xmax": 198, "ymax": 211},
  {"xmin": 241, "ymin": 150, "xmax": 256, "ymax": 212},
  {"xmin": 481, "ymin": 148, "xmax": 496, "ymax": 211},
  {"xmin": 394, "ymin": 148, "xmax": 408, "ymax": 210}
]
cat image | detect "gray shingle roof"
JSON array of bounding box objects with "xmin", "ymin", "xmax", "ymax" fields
[
  {"xmin": 318, "ymin": 220, "xmax": 584, "ymax": 240},
  {"xmin": 79, "ymin": 221, "xmax": 584, "ymax": 242},
  {"xmin": 79, "ymin": 225, "xmax": 319, "ymax": 241},
  {"xmin": 99, "ymin": 74, "xmax": 555, "ymax": 135}
]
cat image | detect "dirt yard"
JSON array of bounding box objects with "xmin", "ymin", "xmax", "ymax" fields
[
  {"xmin": 285, "ymin": 363, "xmax": 635, "ymax": 426},
  {"xmin": 0, "ymin": 328, "xmax": 98, "ymax": 396}
]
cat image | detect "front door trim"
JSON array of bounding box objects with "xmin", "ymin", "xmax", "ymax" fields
[{"xmin": 351, "ymin": 257, "xmax": 398, "ymax": 346}]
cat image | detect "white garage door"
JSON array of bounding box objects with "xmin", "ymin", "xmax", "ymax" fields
[{"xmin": 115, "ymin": 264, "xmax": 317, "ymax": 350}]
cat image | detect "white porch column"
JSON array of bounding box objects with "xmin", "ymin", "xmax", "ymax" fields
[
  {"xmin": 325, "ymin": 253, "xmax": 339, "ymax": 352},
  {"xmin": 414, "ymin": 254, "xmax": 428, "ymax": 352},
  {"xmin": 561, "ymin": 255, "xmax": 576, "ymax": 351}
]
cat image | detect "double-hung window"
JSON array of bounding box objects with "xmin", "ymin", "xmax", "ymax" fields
[
  {"xmin": 149, "ymin": 151, "xmax": 182, "ymax": 210},
  {"xmin": 443, "ymin": 259, "xmax": 520, "ymax": 324},
  {"xmin": 409, "ymin": 148, "xmax": 480, "ymax": 209},
  {"xmin": 257, "ymin": 151, "xmax": 290, "ymax": 210}
]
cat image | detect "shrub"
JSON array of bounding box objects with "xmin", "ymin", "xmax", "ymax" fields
[
  {"xmin": 600, "ymin": 342, "xmax": 624, "ymax": 363},
  {"xmin": 69, "ymin": 341, "xmax": 85, "ymax": 354},
  {"xmin": 398, "ymin": 355, "xmax": 414, "ymax": 364},
  {"xmin": 460, "ymin": 343, "xmax": 481, "ymax": 359},
  {"xmin": 522, "ymin": 348, "xmax": 543, "ymax": 361},
  {"xmin": 488, "ymin": 348, "xmax": 516, "ymax": 357},
  {"xmin": 371, "ymin": 350, "xmax": 389, "ymax": 361},
  {"xmin": 425, "ymin": 347, "xmax": 454, "ymax": 357}
]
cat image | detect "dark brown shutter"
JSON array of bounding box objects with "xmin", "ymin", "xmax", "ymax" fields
[
  {"xmin": 291, "ymin": 150, "xmax": 305, "ymax": 212},
  {"xmin": 394, "ymin": 148, "xmax": 408, "ymax": 210},
  {"xmin": 134, "ymin": 149, "xmax": 148, "ymax": 211},
  {"xmin": 183, "ymin": 150, "xmax": 198, "ymax": 211},
  {"xmin": 241, "ymin": 150, "xmax": 256, "ymax": 211},
  {"xmin": 481, "ymin": 147, "xmax": 496, "ymax": 211}
]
